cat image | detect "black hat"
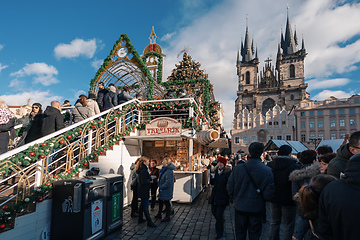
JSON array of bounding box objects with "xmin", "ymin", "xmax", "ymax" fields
[
  {"xmin": 32, "ymin": 103, "xmax": 42, "ymax": 108},
  {"xmin": 278, "ymin": 145, "xmax": 292, "ymax": 156},
  {"xmin": 88, "ymin": 91, "xmax": 96, "ymax": 100}
]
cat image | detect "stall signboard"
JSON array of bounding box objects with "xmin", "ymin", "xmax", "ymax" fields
[
  {"xmin": 155, "ymin": 141, "xmax": 165, "ymax": 147},
  {"xmin": 145, "ymin": 117, "xmax": 182, "ymax": 136}
]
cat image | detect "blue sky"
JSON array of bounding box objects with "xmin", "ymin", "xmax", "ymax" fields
[{"xmin": 1, "ymin": 0, "xmax": 360, "ymax": 132}]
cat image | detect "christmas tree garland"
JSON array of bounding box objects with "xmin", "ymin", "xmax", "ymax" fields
[{"xmin": 142, "ymin": 51, "xmax": 163, "ymax": 84}]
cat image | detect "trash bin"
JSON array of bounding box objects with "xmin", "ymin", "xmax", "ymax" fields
[
  {"xmin": 100, "ymin": 174, "xmax": 124, "ymax": 235},
  {"xmin": 51, "ymin": 177, "xmax": 107, "ymax": 240}
]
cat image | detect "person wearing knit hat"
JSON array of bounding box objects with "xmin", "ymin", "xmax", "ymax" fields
[
  {"xmin": 277, "ymin": 145, "xmax": 292, "ymax": 156},
  {"xmin": 209, "ymin": 156, "xmax": 232, "ymax": 239}
]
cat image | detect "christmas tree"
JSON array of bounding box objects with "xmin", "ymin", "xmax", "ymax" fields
[{"xmin": 168, "ymin": 52, "xmax": 208, "ymax": 81}]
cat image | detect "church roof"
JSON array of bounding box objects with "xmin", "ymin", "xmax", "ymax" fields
[{"xmin": 281, "ymin": 11, "xmax": 297, "ymax": 55}]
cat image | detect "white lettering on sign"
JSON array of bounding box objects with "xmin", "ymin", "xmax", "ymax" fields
[{"xmin": 145, "ymin": 117, "xmax": 182, "ymax": 136}]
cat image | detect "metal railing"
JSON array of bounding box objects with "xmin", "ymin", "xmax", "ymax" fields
[{"xmin": 0, "ymin": 98, "xmax": 208, "ymax": 215}]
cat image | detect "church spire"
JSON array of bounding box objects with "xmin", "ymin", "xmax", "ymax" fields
[
  {"xmin": 281, "ymin": 9, "xmax": 296, "ymax": 55},
  {"xmin": 149, "ymin": 26, "xmax": 157, "ymax": 44},
  {"xmin": 241, "ymin": 19, "xmax": 254, "ymax": 62},
  {"xmin": 302, "ymin": 35, "xmax": 305, "ymax": 50}
]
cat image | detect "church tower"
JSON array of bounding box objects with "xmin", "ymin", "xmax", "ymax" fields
[{"xmin": 235, "ymin": 21, "xmax": 259, "ymax": 117}]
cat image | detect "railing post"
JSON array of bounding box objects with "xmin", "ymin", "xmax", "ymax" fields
[
  {"xmin": 87, "ymin": 129, "xmax": 93, "ymax": 155},
  {"xmin": 34, "ymin": 160, "xmax": 43, "ymax": 187}
]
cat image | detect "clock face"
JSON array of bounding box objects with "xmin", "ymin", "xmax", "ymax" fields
[{"xmin": 117, "ymin": 47, "xmax": 128, "ymax": 58}]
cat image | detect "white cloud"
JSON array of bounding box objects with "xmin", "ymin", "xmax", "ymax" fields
[
  {"xmin": 54, "ymin": 38, "xmax": 97, "ymax": 59},
  {"xmin": 312, "ymin": 89, "xmax": 355, "ymax": 101},
  {"xmin": 161, "ymin": 32, "xmax": 177, "ymax": 41},
  {"xmin": 0, "ymin": 90, "xmax": 63, "ymax": 107},
  {"xmin": 0, "ymin": 63, "xmax": 8, "ymax": 72},
  {"xmin": 91, "ymin": 59, "xmax": 103, "ymax": 70},
  {"xmin": 0, "ymin": 44, "xmax": 3, "ymax": 51},
  {"xmin": 8, "ymin": 79, "xmax": 25, "ymax": 91},
  {"xmin": 162, "ymin": 0, "xmax": 360, "ymax": 133},
  {"xmin": 11, "ymin": 62, "xmax": 59, "ymax": 86},
  {"xmin": 306, "ymin": 78, "xmax": 351, "ymax": 91}
]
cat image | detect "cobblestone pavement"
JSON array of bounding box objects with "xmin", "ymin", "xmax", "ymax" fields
[{"xmin": 106, "ymin": 187, "xmax": 273, "ymax": 240}]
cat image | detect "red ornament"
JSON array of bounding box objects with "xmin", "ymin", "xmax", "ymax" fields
[
  {"xmin": 163, "ymin": 108, "xmax": 165, "ymax": 110},
  {"xmin": 153, "ymin": 109, "xmax": 156, "ymax": 111},
  {"xmin": 78, "ymin": 130, "xmax": 82, "ymax": 134},
  {"xmin": 40, "ymin": 155, "xmax": 46, "ymax": 159},
  {"xmin": 144, "ymin": 121, "xmax": 147, "ymax": 123},
  {"xmin": 66, "ymin": 170, "xmax": 71, "ymax": 173},
  {"xmin": 54, "ymin": 174, "xmax": 59, "ymax": 179},
  {"xmin": 122, "ymin": 134, "xmax": 125, "ymax": 136},
  {"xmin": 45, "ymin": 182, "xmax": 51, "ymax": 187},
  {"xmin": 100, "ymin": 152, "xmax": 103, "ymax": 154},
  {"xmin": 110, "ymin": 145, "xmax": 113, "ymax": 148},
  {"xmin": 182, "ymin": 107, "xmax": 185, "ymax": 109},
  {"xmin": 103, "ymin": 147, "xmax": 107, "ymax": 150},
  {"xmin": 2, "ymin": 205, "xmax": 8, "ymax": 210},
  {"xmin": 92, "ymin": 125, "xmax": 96, "ymax": 129},
  {"xmin": 38, "ymin": 198, "xmax": 43, "ymax": 202},
  {"xmin": 29, "ymin": 152, "xmax": 35, "ymax": 157},
  {"xmin": 98, "ymin": 121, "xmax": 101, "ymax": 124},
  {"xmin": 131, "ymin": 107, "xmax": 133, "ymax": 109},
  {"xmin": 93, "ymin": 152, "xmax": 97, "ymax": 155},
  {"xmin": 125, "ymin": 126, "xmax": 128, "ymax": 129},
  {"xmin": 0, "ymin": 224, "xmax": 5, "ymax": 229},
  {"xmin": 66, "ymin": 135, "xmax": 72, "ymax": 139},
  {"xmin": 84, "ymin": 162, "xmax": 88, "ymax": 166},
  {"xmin": 59, "ymin": 140, "xmax": 65, "ymax": 145},
  {"xmin": 41, "ymin": 143, "xmax": 47, "ymax": 147},
  {"xmin": 122, "ymin": 108, "xmax": 125, "ymax": 110}
]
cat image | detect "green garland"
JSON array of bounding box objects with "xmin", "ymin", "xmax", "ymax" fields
[
  {"xmin": 89, "ymin": 34, "xmax": 155, "ymax": 100},
  {"xmin": 142, "ymin": 51, "xmax": 163, "ymax": 84}
]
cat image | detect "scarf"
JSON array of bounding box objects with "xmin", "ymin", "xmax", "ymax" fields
[
  {"xmin": 0, "ymin": 108, "xmax": 15, "ymax": 125},
  {"xmin": 159, "ymin": 166, "xmax": 168, "ymax": 181}
]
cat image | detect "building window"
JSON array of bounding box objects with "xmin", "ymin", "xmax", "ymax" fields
[
  {"xmin": 318, "ymin": 133, "xmax": 324, "ymax": 140},
  {"xmin": 274, "ymin": 121, "xmax": 279, "ymax": 125},
  {"xmin": 330, "ymin": 110, "xmax": 335, "ymax": 115},
  {"xmin": 282, "ymin": 120, "xmax": 286, "ymax": 125},
  {"xmin": 243, "ymin": 136, "xmax": 248, "ymax": 144},
  {"xmin": 290, "ymin": 64, "xmax": 295, "ymax": 78},
  {"xmin": 269, "ymin": 122, "xmax": 273, "ymax": 125},
  {"xmin": 309, "ymin": 111, "xmax": 314, "ymax": 116},
  {"xmin": 355, "ymin": 99, "xmax": 359, "ymax": 103},
  {"xmin": 301, "ymin": 134, "xmax": 306, "ymax": 142},
  {"xmin": 301, "ymin": 121, "xmax": 306, "ymax": 128},
  {"xmin": 350, "ymin": 119, "xmax": 356, "ymax": 126},
  {"xmin": 339, "ymin": 109, "xmax": 345, "ymax": 115},
  {"xmin": 349, "ymin": 108, "xmax": 355, "ymax": 114},
  {"xmin": 330, "ymin": 120, "xmax": 336, "ymax": 127},
  {"xmin": 339, "ymin": 119, "xmax": 345, "ymax": 127},
  {"xmin": 268, "ymin": 135, "xmax": 274, "ymax": 141},
  {"xmin": 340, "ymin": 133, "xmax": 346, "ymax": 139},
  {"xmin": 246, "ymin": 71, "xmax": 250, "ymax": 84},
  {"xmin": 277, "ymin": 135, "xmax": 282, "ymax": 140},
  {"xmin": 331, "ymin": 133, "xmax": 337, "ymax": 140},
  {"xmin": 318, "ymin": 120, "xmax": 324, "ymax": 128},
  {"xmin": 309, "ymin": 121, "xmax": 315, "ymax": 128},
  {"xmin": 286, "ymin": 135, "xmax": 292, "ymax": 141},
  {"xmin": 251, "ymin": 136, "xmax": 257, "ymax": 143},
  {"xmin": 234, "ymin": 137, "xmax": 240, "ymax": 144},
  {"xmin": 310, "ymin": 133, "xmax": 315, "ymax": 138},
  {"xmin": 290, "ymin": 94, "xmax": 294, "ymax": 100},
  {"xmin": 300, "ymin": 111, "xmax": 305, "ymax": 117},
  {"xmin": 318, "ymin": 110, "xmax": 323, "ymax": 116}
]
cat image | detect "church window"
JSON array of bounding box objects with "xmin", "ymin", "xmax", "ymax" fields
[
  {"xmin": 290, "ymin": 94, "xmax": 294, "ymax": 100},
  {"xmin": 274, "ymin": 121, "xmax": 279, "ymax": 125},
  {"xmin": 246, "ymin": 71, "xmax": 250, "ymax": 84},
  {"xmin": 282, "ymin": 120, "xmax": 286, "ymax": 125},
  {"xmin": 269, "ymin": 122, "xmax": 273, "ymax": 125},
  {"xmin": 290, "ymin": 64, "xmax": 295, "ymax": 78}
]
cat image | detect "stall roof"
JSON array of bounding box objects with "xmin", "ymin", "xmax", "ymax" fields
[
  {"xmin": 124, "ymin": 134, "xmax": 191, "ymax": 141},
  {"xmin": 264, "ymin": 140, "xmax": 308, "ymax": 154},
  {"xmin": 316, "ymin": 139, "xmax": 345, "ymax": 153},
  {"xmin": 207, "ymin": 138, "xmax": 229, "ymax": 148}
]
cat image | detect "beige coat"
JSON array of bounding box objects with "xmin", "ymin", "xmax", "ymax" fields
[{"xmin": 86, "ymin": 99, "xmax": 100, "ymax": 115}]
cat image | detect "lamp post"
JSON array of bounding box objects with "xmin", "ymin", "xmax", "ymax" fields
[{"xmin": 309, "ymin": 137, "xmax": 322, "ymax": 150}]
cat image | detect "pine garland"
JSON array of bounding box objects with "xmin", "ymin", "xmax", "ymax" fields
[{"xmin": 142, "ymin": 52, "xmax": 163, "ymax": 84}]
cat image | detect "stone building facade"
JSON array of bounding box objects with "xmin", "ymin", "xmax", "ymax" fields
[
  {"xmin": 295, "ymin": 95, "xmax": 360, "ymax": 149},
  {"xmin": 231, "ymin": 14, "xmax": 309, "ymax": 153}
]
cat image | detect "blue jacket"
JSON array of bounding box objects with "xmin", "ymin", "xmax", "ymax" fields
[
  {"xmin": 158, "ymin": 163, "xmax": 175, "ymax": 201},
  {"xmin": 227, "ymin": 158, "xmax": 275, "ymax": 213},
  {"xmin": 103, "ymin": 91, "xmax": 118, "ymax": 111}
]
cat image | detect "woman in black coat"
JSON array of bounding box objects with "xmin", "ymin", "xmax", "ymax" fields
[
  {"xmin": 25, "ymin": 103, "xmax": 43, "ymax": 144},
  {"xmin": 136, "ymin": 156, "xmax": 156, "ymax": 227},
  {"xmin": 209, "ymin": 157, "xmax": 232, "ymax": 239}
]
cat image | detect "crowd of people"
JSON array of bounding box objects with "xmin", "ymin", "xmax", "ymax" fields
[
  {"xmin": 0, "ymin": 83, "xmax": 134, "ymax": 154},
  {"xmin": 207, "ymin": 130, "xmax": 360, "ymax": 240},
  {"xmin": 129, "ymin": 156, "xmax": 176, "ymax": 227}
]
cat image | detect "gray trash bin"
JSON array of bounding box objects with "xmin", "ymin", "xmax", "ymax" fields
[
  {"xmin": 100, "ymin": 174, "xmax": 124, "ymax": 235},
  {"xmin": 51, "ymin": 177, "xmax": 107, "ymax": 240}
]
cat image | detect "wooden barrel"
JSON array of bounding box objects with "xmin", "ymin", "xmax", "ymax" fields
[{"xmin": 196, "ymin": 130, "xmax": 219, "ymax": 145}]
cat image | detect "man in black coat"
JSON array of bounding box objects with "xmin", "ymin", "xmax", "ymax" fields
[
  {"xmin": 96, "ymin": 82, "xmax": 109, "ymax": 112},
  {"xmin": 318, "ymin": 153, "xmax": 360, "ymax": 240},
  {"xmin": 267, "ymin": 145, "xmax": 300, "ymax": 240},
  {"xmin": 227, "ymin": 142, "xmax": 275, "ymax": 240},
  {"xmin": 41, "ymin": 101, "xmax": 64, "ymax": 136},
  {"xmin": 209, "ymin": 156, "xmax": 232, "ymax": 239}
]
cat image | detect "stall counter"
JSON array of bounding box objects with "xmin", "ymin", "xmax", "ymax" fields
[{"xmin": 172, "ymin": 169, "xmax": 208, "ymax": 203}]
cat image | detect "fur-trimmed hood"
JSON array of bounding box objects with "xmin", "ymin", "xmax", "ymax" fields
[
  {"xmin": 214, "ymin": 165, "xmax": 231, "ymax": 174},
  {"xmin": 289, "ymin": 161, "xmax": 320, "ymax": 182}
]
